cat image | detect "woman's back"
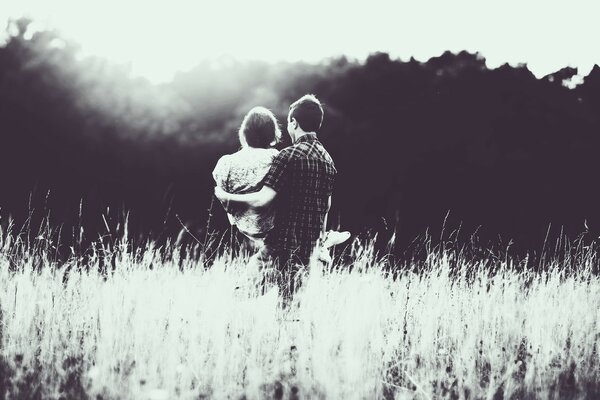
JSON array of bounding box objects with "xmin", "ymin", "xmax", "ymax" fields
[{"xmin": 213, "ymin": 147, "xmax": 279, "ymax": 237}]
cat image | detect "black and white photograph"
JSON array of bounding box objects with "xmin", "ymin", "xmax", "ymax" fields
[{"xmin": 0, "ymin": 0, "xmax": 599, "ymax": 398}]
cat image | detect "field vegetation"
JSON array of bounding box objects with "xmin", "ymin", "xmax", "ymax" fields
[{"xmin": 0, "ymin": 223, "xmax": 599, "ymax": 399}]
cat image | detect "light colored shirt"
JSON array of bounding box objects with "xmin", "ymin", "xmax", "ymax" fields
[{"xmin": 212, "ymin": 147, "xmax": 279, "ymax": 237}]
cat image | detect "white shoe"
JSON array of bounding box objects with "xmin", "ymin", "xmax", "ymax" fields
[{"xmin": 321, "ymin": 230, "xmax": 351, "ymax": 249}]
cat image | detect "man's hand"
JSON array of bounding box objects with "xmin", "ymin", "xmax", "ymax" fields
[{"xmin": 214, "ymin": 186, "xmax": 229, "ymax": 202}]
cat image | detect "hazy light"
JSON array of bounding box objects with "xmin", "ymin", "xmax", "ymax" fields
[
  {"xmin": 564, "ymin": 74, "xmax": 586, "ymax": 89},
  {"xmin": 2, "ymin": 0, "xmax": 599, "ymax": 83}
]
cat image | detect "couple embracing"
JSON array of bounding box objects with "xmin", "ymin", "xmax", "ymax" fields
[{"xmin": 213, "ymin": 94, "xmax": 349, "ymax": 298}]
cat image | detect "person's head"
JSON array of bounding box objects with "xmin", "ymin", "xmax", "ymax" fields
[
  {"xmin": 287, "ymin": 94, "xmax": 323, "ymax": 141},
  {"xmin": 238, "ymin": 106, "xmax": 282, "ymax": 148}
]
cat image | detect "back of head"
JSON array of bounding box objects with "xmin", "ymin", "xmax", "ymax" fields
[
  {"xmin": 239, "ymin": 106, "xmax": 282, "ymax": 148},
  {"xmin": 289, "ymin": 94, "xmax": 324, "ymax": 133}
]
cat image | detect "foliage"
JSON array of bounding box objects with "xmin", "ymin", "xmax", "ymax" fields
[{"xmin": 1, "ymin": 18, "xmax": 600, "ymax": 253}]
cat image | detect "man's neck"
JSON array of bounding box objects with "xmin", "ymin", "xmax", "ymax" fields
[{"xmin": 293, "ymin": 131, "xmax": 317, "ymax": 143}]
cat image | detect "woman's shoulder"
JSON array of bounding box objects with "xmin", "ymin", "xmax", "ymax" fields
[
  {"xmin": 213, "ymin": 154, "xmax": 232, "ymax": 173},
  {"xmin": 238, "ymin": 147, "xmax": 279, "ymax": 161},
  {"xmin": 217, "ymin": 153, "xmax": 232, "ymax": 163},
  {"xmin": 213, "ymin": 153, "xmax": 237, "ymax": 186},
  {"xmin": 216, "ymin": 148, "xmax": 279, "ymax": 177}
]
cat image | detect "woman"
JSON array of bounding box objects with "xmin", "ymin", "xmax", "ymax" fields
[{"xmin": 212, "ymin": 106, "xmax": 281, "ymax": 245}]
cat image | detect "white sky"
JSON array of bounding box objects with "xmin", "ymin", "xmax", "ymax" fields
[{"xmin": 2, "ymin": 0, "xmax": 599, "ymax": 83}]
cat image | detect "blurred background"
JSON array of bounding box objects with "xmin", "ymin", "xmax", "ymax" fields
[{"xmin": 1, "ymin": 1, "xmax": 600, "ymax": 257}]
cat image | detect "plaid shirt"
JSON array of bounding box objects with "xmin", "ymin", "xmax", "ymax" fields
[{"xmin": 262, "ymin": 133, "xmax": 337, "ymax": 264}]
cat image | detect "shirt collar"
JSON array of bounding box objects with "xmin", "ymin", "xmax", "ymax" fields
[{"xmin": 294, "ymin": 133, "xmax": 318, "ymax": 144}]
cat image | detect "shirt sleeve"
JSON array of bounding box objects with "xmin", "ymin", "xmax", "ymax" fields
[
  {"xmin": 212, "ymin": 155, "xmax": 229, "ymax": 189},
  {"xmin": 262, "ymin": 150, "xmax": 292, "ymax": 193}
]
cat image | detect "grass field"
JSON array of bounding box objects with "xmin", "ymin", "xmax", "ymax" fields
[{"xmin": 0, "ymin": 226, "xmax": 599, "ymax": 399}]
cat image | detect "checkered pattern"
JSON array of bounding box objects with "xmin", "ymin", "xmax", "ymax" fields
[{"xmin": 262, "ymin": 133, "xmax": 337, "ymax": 265}]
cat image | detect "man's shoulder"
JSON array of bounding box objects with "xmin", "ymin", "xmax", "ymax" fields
[
  {"xmin": 274, "ymin": 140, "xmax": 333, "ymax": 165},
  {"xmin": 275, "ymin": 145, "xmax": 304, "ymax": 161},
  {"xmin": 277, "ymin": 146, "xmax": 295, "ymax": 156}
]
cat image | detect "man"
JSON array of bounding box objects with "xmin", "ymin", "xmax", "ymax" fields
[{"xmin": 215, "ymin": 94, "xmax": 337, "ymax": 297}]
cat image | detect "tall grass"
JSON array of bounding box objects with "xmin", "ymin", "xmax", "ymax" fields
[{"xmin": 0, "ymin": 224, "xmax": 599, "ymax": 399}]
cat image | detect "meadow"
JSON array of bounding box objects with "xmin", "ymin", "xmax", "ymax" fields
[{"xmin": 0, "ymin": 224, "xmax": 599, "ymax": 399}]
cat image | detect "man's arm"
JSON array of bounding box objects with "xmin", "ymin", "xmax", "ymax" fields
[
  {"xmin": 215, "ymin": 148, "xmax": 289, "ymax": 211},
  {"xmin": 214, "ymin": 185, "xmax": 277, "ymax": 211}
]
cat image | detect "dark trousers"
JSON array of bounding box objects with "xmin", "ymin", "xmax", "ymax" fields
[{"xmin": 254, "ymin": 246, "xmax": 308, "ymax": 301}]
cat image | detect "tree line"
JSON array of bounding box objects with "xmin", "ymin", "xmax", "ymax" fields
[{"xmin": 1, "ymin": 18, "xmax": 599, "ymax": 258}]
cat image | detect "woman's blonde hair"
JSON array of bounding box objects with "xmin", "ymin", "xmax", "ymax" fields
[{"xmin": 238, "ymin": 106, "xmax": 282, "ymax": 148}]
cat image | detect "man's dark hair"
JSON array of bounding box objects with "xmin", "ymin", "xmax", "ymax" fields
[
  {"xmin": 239, "ymin": 107, "xmax": 282, "ymax": 148},
  {"xmin": 289, "ymin": 94, "xmax": 323, "ymax": 132}
]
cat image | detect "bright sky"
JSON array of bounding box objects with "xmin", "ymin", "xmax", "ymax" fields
[{"xmin": 2, "ymin": 0, "xmax": 599, "ymax": 83}]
